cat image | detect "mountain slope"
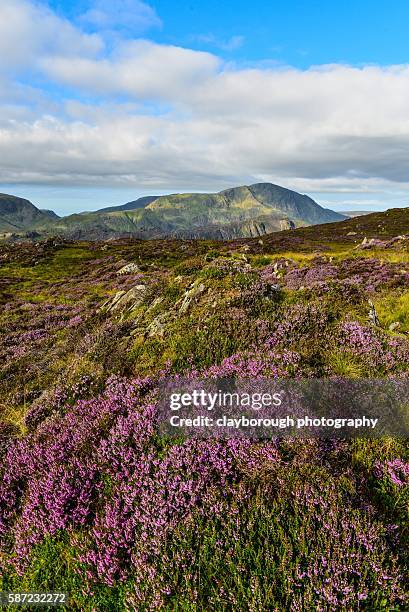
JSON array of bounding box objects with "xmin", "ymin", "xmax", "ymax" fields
[
  {"xmin": 0, "ymin": 194, "xmax": 58, "ymax": 232},
  {"xmin": 232, "ymin": 207, "xmax": 409, "ymax": 254},
  {"xmin": 96, "ymin": 195, "xmax": 159, "ymax": 213},
  {"xmin": 40, "ymin": 209, "xmax": 60, "ymax": 220},
  {"xmin": 49, "ymin": 183, "xmax": 346, "ymax": 240}
]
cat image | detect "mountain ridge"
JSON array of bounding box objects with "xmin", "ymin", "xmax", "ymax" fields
[
  {"xmin": 96, "ymin": 195, "xmax": 160, "ymax": 213},
  {"xmin": 0, "ymin": 183, "xmax": 347, "ymax": 239}
]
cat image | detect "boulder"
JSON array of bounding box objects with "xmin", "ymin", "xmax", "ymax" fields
[
  {"xmin": 101, "ymin": 290, "xmax": 126, "ymax": 311},
  {"xmin": 117, "ymin": 262, "xmax": 140, "ymax": 275},
  {"xmin": 356, "ymin": 237, "xmax": 386, "ymax": 250},
  {"xmin": 147, "ymin": 296, "xmax": 164, "ymax": 312}
]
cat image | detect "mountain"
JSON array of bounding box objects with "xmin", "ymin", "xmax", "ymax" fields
[
  {"xmin": 0, "ymin": 194, "xmax": 59, "ymax": 233},
  {"xmin": 340, "ymin": 210, "xmax": 375, "ymax": 218},
  {"xmin": 0, "ymin": 183, "xmax": 347, "ymax": 240},
  {"xmin": 47, "ymin": 183, "xmax": 346, "ymax": 240}
]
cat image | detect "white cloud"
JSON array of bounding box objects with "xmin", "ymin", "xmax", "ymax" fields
[
  {"xmin": 40, "ymin": 40, "xmax": 220, "ymax": 100},
  {"xmin": 1, "ymin": 1, "xmax": 409, "ymax": 204},
  {"xmin": 80, "ymin": 0, "xmax": 162, "ymax": 32},
  {"xmin": 0, "ymin": 0, "xmax": 102, "ymax": 73}
]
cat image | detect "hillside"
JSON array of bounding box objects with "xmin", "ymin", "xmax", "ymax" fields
[
  {"xmin": 0, "ymin": 194, "xmax": 59, "ymax": 233},
  {"xmin": 233, "ymin": 207, "xmax": 409, "ymax": 254},
  {"xmin": 38, "ymin": 183, "xmax": 346, "ymax": 240},
  {"xmin": 96, "ymin": 195, "xmax": 159, "ymax": 213},
  {"xmin": 0, "ymin": 205, "xmax": 408, "ymax": 609}
]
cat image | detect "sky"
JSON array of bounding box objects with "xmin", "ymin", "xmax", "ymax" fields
[{"xmin": 1, "ymin": 1, "xmax": 409, "ymax": 215}]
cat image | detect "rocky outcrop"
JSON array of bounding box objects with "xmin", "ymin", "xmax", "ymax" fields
[
  {"xmin": 102, "ymin": 285, "xmax": 147, "ymax": 312},
  {"xmin": 356, "ymin": 235, "xmax": 407, "ymax": 250},
  {"xmin": 178, "ymin": 282, "xmax": 206, "ymax": 314},
  {"xmin": 279, "ymin": 219, "xmax": 296, "ymax": 231},
  {"xmin": 146, "ymin": 313, "xmax": 169, "ymax": 337}
]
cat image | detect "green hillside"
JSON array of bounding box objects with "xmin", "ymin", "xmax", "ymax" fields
[
  {"xmin": 31, "ymin": 183, "xmax": 346, "ymax": 240},
  {"xmin": 0, "ymin": 194, "xmax": 58, "ymax": 233}
]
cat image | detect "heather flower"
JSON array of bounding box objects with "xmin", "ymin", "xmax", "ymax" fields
[
  {"xmin": 375, "ymin": 459, "xmax": 409, "ymax": 487},
  {"xmin": 338, "ymin": 320, "xmax": 409, "ymax": 372}
]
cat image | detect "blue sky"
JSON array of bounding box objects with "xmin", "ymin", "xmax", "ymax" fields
[
  {"xmin": 1, "ymin": 0, "xmax": 409, "ymax": 215},
  {"xmin": 49, "ymin": 0, "xmax": 409, "ymax": 68}
]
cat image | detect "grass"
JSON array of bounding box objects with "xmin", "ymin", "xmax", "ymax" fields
[
  {"xmin": 326, "ymin": 351, "xmax": 366, "ymax": 377},
  {"xmin": 373, "ymin": 291, "xmax": 409, "ymax": 332}
]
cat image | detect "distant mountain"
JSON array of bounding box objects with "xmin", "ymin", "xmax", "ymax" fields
[
  {"xmin": 48, "ymin": 183, "xmax": 346, "ymax": 240},
  {"xmin": 0, "ymin": 194, "xmax": 59, "ymax": 233},
  {"xmin": 0, "ymin": 183, "xmax": 347, "ymax": 240},
  {"xmin": 40, "ymin": 209, "xmax": 60, "ymax": 220},
  {"xmin": 340, "ymin": 210, "xmax": 375, "ymax": 218}
]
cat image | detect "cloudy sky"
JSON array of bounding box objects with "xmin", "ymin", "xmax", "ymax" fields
[{"xmin": 2, "ymin": 0, "xmax": 409, "ymax": 214}]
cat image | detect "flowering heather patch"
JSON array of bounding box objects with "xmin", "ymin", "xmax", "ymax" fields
[
  {"xmin": 282, "ymin": 256, "xmax": 409, "ymax": 293},
  {"xmin": 338, "ymin": 320, "xmax": 409, "ymax": 373},
  {"xmin": 0, "ymin": 236, "xmax": 408, "ymax": 609},
  {"xmin": 0, "ymin": 300, "xmax": 88, "ymax": 407},
  {"xmin": 66, "ymin": 315, "xmax": 83, "ymax": 328},
  {"xmin": 0, "ymin": 375, "xmax": 407, "ymax": 609},
  {"xmin": 121, "ymin": 475, "xmax": 407, "ymax": 609},
  {"xmin": 24, "ymin": 375, "xmax": 100, "ymax": 430},
  {"xmin": 205, "ymin": 256, "xmax": 252, "ymax": 275},
  {"xmin": 265, "ymin": 301, "xmax": 332, "ymax": 350},
  {"xmin": 375, "ymin": 458, "xmax": 409, "ymax": 487},
  {"xmin": 204, "ymin": 348, "xmax": 303, "ymax": 378}
]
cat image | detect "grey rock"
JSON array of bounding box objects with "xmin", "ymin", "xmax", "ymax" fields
[
  {"xmin": 179, "ymin": 282, "xmax": 206, "ymax": 313},
  {"xmin": 368, "ymin": 300, "xmax": 380, "ymax": 326},
  {"xmin": 100, "ymin": 290, "xmax": 126, "ymax": 311},
  {"xmin": 104, "ymin": 285, "xmax": 147, "ymax": 312},
  {"xmin": 279, "ymin": 218, "xmax": 296, "ymax": 230},
  {"xmin": 117, "ymin": 263, "xmax": 140, "ymax": 275},
  {"xmin": 356, "ymin": 237, "xmax": 387, "ymax": 250},
  {"xmin": 147, "ymin": 313, "xmax": 169, "ymax": 337},
  {"xmin": 147, "ymin": 296, "xmax": 164, "ymax": 312}
]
